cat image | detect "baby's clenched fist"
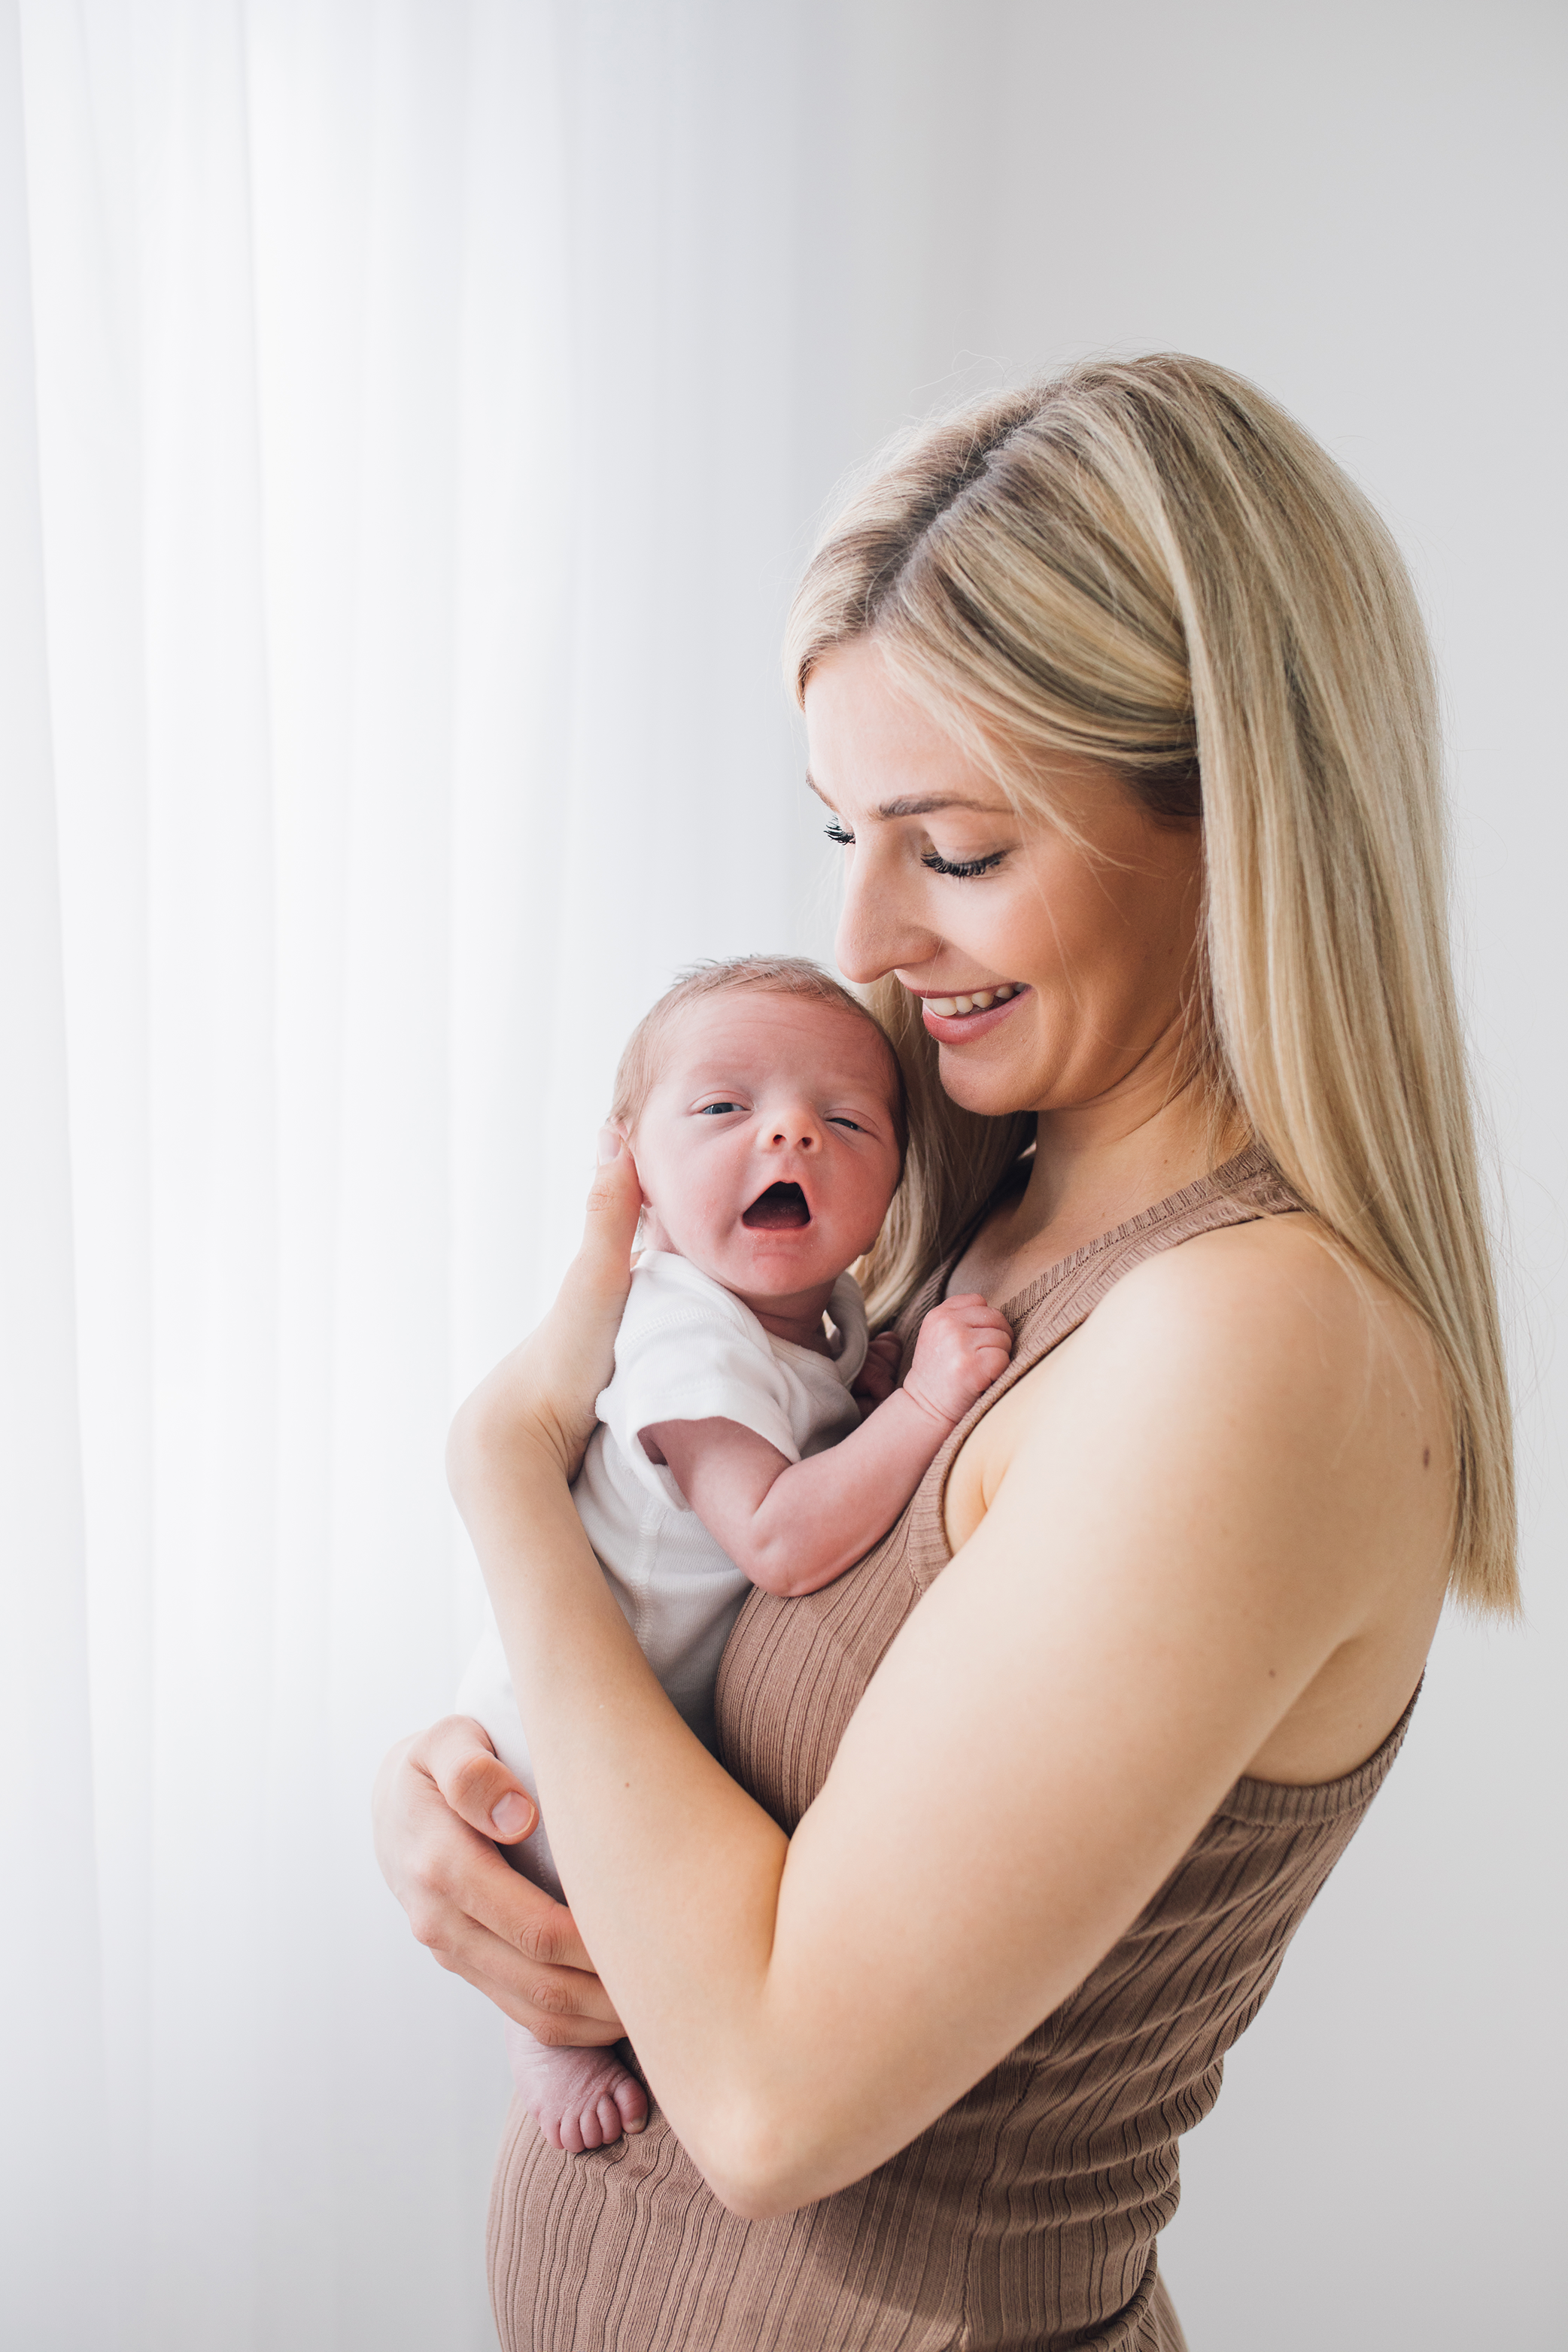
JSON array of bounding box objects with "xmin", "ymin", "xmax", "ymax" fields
[{"xmin": 901, "ymin": 1293, "xmax": 1015, "ymax": 1429}]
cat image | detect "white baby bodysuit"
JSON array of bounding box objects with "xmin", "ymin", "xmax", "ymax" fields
[{"xmin": 455, "ymin": 1248, "xmax": 869, "ymax": 1898}]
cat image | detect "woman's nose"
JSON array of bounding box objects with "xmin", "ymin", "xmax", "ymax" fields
[{"xmin": 834, "ymin": 840, "xmax": 938, "ymax": 985}]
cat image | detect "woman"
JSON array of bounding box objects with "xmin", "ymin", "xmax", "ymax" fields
[{"xmin": 374, "ymin": 354, "xmax": 1515, "ymax": 2350}]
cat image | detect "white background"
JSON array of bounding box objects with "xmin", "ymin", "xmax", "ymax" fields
[{"xmin": 1, "ymin": 3, "xmax": 1562, "ymax": 2347}]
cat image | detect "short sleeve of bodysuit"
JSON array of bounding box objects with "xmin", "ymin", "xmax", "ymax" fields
[{"xmin": 595, "ymin": 1251, "xmax": 806, "ymax": 1512}]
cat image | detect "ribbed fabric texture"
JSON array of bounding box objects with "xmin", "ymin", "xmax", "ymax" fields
[{"xmin": 487, "ymin": 1147, "xmax": 1419, "ymax": 2351}]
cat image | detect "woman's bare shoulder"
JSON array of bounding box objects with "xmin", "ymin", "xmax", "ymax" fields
[
  {"xmin": 969, "ymin": 1208, "xmax": 1444, "ymax": 1478},
  {"xmin": 947, "ymin": 1208, "xmax": 1451, "ymax": 1779},
  {"xmin": 1092, "ymin": 1207, "xmax": 1439, "ymax": 1374}
]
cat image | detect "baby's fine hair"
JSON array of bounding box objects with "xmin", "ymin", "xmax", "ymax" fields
[{"xmin": 609, "ymin": 956, "xmax": 907, "ymax": 1147}]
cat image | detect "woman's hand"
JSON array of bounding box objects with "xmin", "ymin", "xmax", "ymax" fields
[
  {"xmin": 372, "ymin": 1715, "xmax": 629, "ymax": 2045},
  {"xmin": 850, "ymin": 1331, "xmax": 904, "ymax": 1410},
  {"xmin": 447, "ymin": 1128, "xmax": 643, "ymax": 1501}
]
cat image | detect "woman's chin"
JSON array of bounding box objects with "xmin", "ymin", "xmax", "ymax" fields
[{"xmin": 934, "ymin": 1048, "xmax": 1040, "ymax": 1122}]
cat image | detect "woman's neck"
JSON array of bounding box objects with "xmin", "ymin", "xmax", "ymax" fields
[{"xmin": 956, "ymin": 1077, "xmax": 1247, "ymax": 1308}]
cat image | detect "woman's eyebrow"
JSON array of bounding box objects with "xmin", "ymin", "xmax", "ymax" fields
[{"xmin": 804, "ymin": 773, "xmax": 1010, "ymax": 819}]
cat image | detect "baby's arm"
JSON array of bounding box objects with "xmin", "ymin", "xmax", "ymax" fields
[{"xmin": 640, "ymin": 1296, "xmax": 1013, "ymax": 1598}]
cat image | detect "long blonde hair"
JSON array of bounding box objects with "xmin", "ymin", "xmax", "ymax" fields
[{"xmin": 786, "ymin": 354, "xmax": 1516, "ymax": 1615}]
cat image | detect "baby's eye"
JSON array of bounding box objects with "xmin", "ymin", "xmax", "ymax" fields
[
  {"xmin": 696, "ymin": 1101, "xmax": 741, "ymax": 1117},
  {"xmin": 823, "ymin": 822, "xmax": 854, "ymax": 847},
  {"xmin": 828, "ymin": 1115, "xmax": 867, "ymax": 1132}
]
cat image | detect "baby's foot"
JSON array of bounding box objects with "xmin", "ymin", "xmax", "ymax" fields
[{"xmin": 505, "ymin": 2020, "xmax": 649, "ymax": 2154}]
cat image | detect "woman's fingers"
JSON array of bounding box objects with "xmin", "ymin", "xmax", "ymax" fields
[
  {"xmin": 523, "ymin": 1129, "xmax": 642, "ymax": 1458},
  {"xmin": 578, "ymin": 1126, "xmax": 643, "ymax": 1302},
  {"xmin": 372, "ymin": 1727, "xmax": 628, "ymax": 2042},
  {"xmin": 420, "ymin": 1712, "xmax": 538, "ymax": 1842},
  {"xmin": 419, "ymin": 1852, "xmax": 626, "ymax": 2041},
  {"xmin": 545, "ymin": 1127, "xmax": 643, "ymax": 1402},
  {"xmin": 427, "ymin": 1839, "xmax": 622, "ymax": 2033}
]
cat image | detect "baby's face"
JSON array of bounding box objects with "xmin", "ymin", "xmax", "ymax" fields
[{"xmin": 630, "ymin": 991, "xmax": 903, "ymax": 1305}]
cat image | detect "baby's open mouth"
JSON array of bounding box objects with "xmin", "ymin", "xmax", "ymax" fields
[{"xmin": 742, "ymin": 1181, "xmax": 811, "ymax": 1230}]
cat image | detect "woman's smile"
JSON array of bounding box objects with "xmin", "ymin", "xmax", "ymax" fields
[{"xmin": 910, "ymin": 983, "xmax": 1029, "ymax": 1045}]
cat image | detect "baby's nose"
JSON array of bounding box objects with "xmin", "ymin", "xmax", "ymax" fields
[{"xmin": 767, "ymin": 1112, "xmax": 820, "ymax": 1149}]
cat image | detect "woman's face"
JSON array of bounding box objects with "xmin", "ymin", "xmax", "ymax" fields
[{"xmin": 804, "ymin": 639, "xmax": 1205, "ymax": 1126}]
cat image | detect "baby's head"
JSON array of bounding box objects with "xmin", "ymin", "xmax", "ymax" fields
[{"xmin": 611, "ymin": 958, "xmax": 907, "ymax": 1306}]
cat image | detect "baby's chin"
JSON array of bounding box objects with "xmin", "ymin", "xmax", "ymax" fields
[{"xmin": 665, "ymin": 1229, "xmax": 851, "ymax": 1300}]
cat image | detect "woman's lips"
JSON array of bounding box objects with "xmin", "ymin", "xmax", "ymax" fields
[{"xmin": 916, "ymin": 984, "xmax": 1028, "ymax": 1044}]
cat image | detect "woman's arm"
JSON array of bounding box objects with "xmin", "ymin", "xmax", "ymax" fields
[
  {"xmin": 372, "ymin": 1129, "xmax": 643, "ymax": 2043},
  {"xmin": 452, "ymin": 1160, "xmax": 1451, "ymax": 2218}
]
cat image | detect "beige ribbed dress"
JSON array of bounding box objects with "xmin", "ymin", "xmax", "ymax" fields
[{"xmin": 487, "ymin": 1147, "xmax": 1420, "ymax": 2350}]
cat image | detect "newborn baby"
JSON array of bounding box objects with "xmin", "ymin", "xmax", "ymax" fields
[{"xmin": 456, "ymin": 956, "xmax": 1013, "ymax": 2152}]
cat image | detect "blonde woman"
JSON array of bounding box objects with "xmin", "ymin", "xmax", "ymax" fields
[{"xmin": 374, "ymin": 355, "xmax": 1514, "ymax": 2351}]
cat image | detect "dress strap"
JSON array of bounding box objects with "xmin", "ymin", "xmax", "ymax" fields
[{"xmin": 904, "ymin": 1145, "xmax": 1304, "ymax": 1587}]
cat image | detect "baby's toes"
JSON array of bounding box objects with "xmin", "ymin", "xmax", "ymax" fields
[
  {"xmin": 612, "ymin": 2068, "xmax": 649, "ymax": 2136},
  {"xmin": 558, "ymin": 2078, "xmax": 626, "ymax": 2152},
  {"xmin": 569, "ymin": 2095, "xmax": 607, "ymax": 2153},
  {"xmin": 515, "ymin": 2037, "xmax": 646, "ymax": 2155}
]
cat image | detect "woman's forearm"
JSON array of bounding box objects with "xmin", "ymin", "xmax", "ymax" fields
[{"xmin": 451, "ymin": 1416, "xmax": 798, "ymax": 2204}]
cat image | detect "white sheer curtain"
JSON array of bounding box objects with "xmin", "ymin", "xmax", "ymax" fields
[
  {"xmin": 3, "ymin": 5, "xmax": 836, "ymax": 2345},
  {"xmin": 3, "ymin": 5, "xmax": 1562, "ymax": 2349}
]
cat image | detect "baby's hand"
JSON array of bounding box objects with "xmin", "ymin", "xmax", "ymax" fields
[
  {"xmin": 901, "ymin": 1293, "xmax": 1014, "ymax": 1429},
  {"xmin": 851, "ymin": 1332, "xmax": 904, "ymax": 1411}
]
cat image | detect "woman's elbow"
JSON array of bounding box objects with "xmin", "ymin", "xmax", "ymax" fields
[
  {"xmin": 688, "ymin": 2102, "xmax": 823, "ymax": 2223},
  {"xmin": 705, "ymin": 2168, "xmax": 797, "ymax": 2225}
]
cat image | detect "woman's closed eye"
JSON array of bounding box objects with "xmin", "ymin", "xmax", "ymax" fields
[
  {"xmin": 920, "ymin": 847, "xmax": 1007, "ymax": 879},
  {"xmin": 822, "ymin": 819, "xmax": 1007, "ymax": 880}
]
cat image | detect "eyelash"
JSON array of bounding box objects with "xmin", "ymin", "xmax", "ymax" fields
[
  {"xmin": 922, "ymin": 849, "xmax": 1006, "ymax": 879},
  {"xmin": 822, "ymin": 822, "xmax": 1005, "ymax": 880},
  {"xmin": 697, "ymin": 1101, "xmax": 868, "ymax": 1133}
]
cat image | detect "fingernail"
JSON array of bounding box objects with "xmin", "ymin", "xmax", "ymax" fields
[
  {"xmin": 595, "ymin": 1126, "xmax": 622, "ymax": 1165},
  {"xmin": 491, "ymin": 1793, "xmax": 533, "ymax": 1837}
]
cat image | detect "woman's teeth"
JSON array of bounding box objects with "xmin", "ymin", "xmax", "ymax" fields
[{"xmin": 925, "ymin": 984, "xmax": 1017, "ymax": 1018}]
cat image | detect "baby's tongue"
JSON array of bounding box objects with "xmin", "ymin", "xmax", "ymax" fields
[{"xmin": 743, "ymin": 1181, "xmax": 810, "ymax": 1230}]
